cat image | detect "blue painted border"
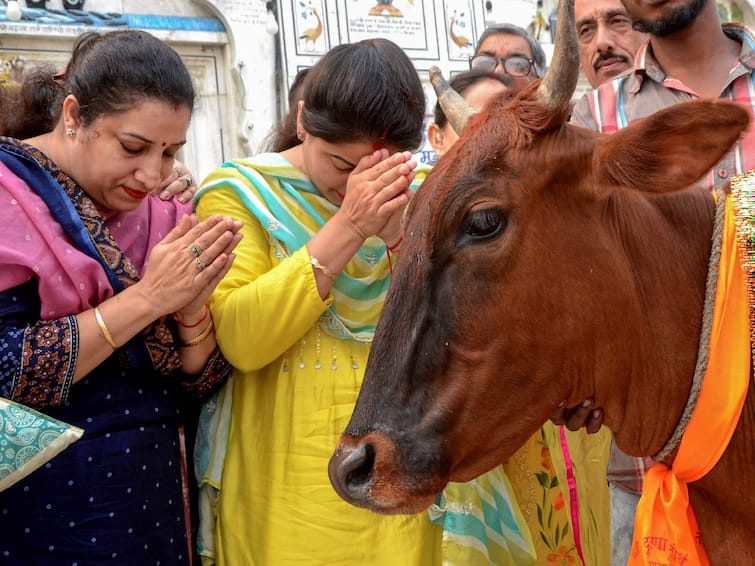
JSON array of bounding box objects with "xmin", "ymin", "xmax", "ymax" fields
[
  {"xmin": 126, "ymin": 14, "xmax": 225, "ymax": 32},
  {"xmin": 0, "ymin": 7, "xmax": 225, "ymax": 32}
]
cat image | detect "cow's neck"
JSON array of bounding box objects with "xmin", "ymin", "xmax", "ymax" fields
[
  {"xmin": 605, "ymin": 188, "xmax": 717, "ymax": 459},
  {"xmin": 655, "ymin": 191, "xmax": 731, "ymax": 464}
]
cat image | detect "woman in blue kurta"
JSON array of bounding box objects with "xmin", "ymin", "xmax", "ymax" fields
[{"xmin": 0, "ymin": 30, "xmax": 241, "ymax": 564}]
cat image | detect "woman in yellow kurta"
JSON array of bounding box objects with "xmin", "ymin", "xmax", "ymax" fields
[
  {"xmin": 194, "ymin": 153, "xmax": 436, "ymax": 565},
  {"xmin": 193, "ymin": 39, "xmax": 535, "ymax": 565}
]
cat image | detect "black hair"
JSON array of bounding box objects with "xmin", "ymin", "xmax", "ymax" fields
[
  {"xmin": 300, "ymin": 38, "xmax": 425, "ymax": 151},
  {"xmin": 266, "ymin": 67, "xmax": 312, "ymax": 153},
  {"xmin": 433, "ymin": 70, "xmax": 513, "ymax": 128},
  {"xmin": 2, "ymin": 30, "xmax": 194, "ymax": 138},
  {"xmin": 0, "ymin": 76, "xmax": 58, "ymax": 138},
  {"xmin": 287, "ymin": 67, "xmax": 310, "ymax": 109}
]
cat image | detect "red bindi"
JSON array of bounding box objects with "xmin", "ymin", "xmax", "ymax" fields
[{"xmin": 161, "ymin": 142, "xmax": 167, "ymax": 147}]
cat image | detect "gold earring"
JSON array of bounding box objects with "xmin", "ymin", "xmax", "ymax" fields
[
  {"xmin": 297, "ymin": 130, "xmax": 305, "ymax": 141},
  {"xmin": 66, "ymin": 128, "xmax": 76, "ymax": 137}
]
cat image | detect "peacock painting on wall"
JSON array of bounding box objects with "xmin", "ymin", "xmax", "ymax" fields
[
  {"xmin": 296, "ymin": 0, "xmax": 327, "ymax": 54},
  {"xmin": 444, "ymin": 0, "xmax": 476, "ymax": 59}
]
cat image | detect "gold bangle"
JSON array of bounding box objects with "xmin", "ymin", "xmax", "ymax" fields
[
  {"xmin": 94, "ymin": 306, "xmax": 118, "ymax": 350},
  {"xmin": 311, "ymin": 257, "xmax": 336, "ymax": 281},
  {"xmin": 180, "ymin": 319, "xmax": 214, "ymax": 347}
]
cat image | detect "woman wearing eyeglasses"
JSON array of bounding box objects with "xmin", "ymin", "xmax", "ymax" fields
[{"xmin": 469, "ymin": 23, "xmax": 547, "ymax": 90}]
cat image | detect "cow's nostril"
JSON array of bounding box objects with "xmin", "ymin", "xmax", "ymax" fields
[
  {"xmin": 341, "ymin": 443, "xmax": 375, "ymax": 493},
  {"xmin": 329, "ymin": 441, "xmax": 381, "ymax": 506}
]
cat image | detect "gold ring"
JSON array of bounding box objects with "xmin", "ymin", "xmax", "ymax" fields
[
  {"xmin": 182, "ymin": 175, "xmax": 194, "ymax": 187},
  {"xmin": 195, "ymin": 257, "xmax": 206, "ymax": 272},
  {"xmin": 188, "ymin": 243, "xmax": 202, "ymax": 258}
]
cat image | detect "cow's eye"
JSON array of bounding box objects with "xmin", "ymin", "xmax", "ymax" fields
[{"xmin": 463, "ymin": 208, "xmax": 506, "ymax": 241}]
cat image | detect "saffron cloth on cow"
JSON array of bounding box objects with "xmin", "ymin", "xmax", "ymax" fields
[{"xmin": 629, "ymin": 192, "xmax": 751, "ymax": 566}]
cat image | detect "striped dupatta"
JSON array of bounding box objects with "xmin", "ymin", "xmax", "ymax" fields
[{"xmin": 195, "ymin": 152, "xmax": 395, "ymax": 342}]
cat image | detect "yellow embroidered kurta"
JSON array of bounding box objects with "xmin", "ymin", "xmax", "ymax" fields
[{"xmin": 196, "ymin": 185, "xmax": 443, "ymax": 565}]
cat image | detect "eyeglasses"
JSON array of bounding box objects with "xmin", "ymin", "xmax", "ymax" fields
[{"xmin": 468, "ymin": 54, "xmax": 535, "ymax": 77}]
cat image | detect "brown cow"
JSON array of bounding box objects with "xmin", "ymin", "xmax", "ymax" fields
[{"xmin": 328, "ymin": 0, "xmax": 754, "ymax": 563}]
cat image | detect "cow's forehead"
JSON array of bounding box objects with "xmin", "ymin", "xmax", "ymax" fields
[{"xmin": 421, "ymin": 98, "xmax": 575, "ymax": 196}]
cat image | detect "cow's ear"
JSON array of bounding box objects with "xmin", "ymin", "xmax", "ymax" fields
[{"xmin": 595, "ymin": 100, "xmax": 750, "ymax": 193}]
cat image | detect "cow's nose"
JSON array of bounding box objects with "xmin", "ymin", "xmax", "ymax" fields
[{"xmin": 328, "ymin": 442, "xmax": 376, "ymax": 505}]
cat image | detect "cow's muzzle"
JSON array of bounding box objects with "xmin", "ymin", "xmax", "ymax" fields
[{"xmin": 329, "ymin": 432, "xmax": 442, "ymax": 514}]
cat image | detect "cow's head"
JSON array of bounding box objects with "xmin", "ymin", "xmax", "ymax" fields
[{"xmin": 328, "ymin": 0, "xmax": 750, "ymax": 514}]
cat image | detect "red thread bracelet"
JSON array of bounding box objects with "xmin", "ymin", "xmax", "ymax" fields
[
  {"xmin": 386, "ymin": 237, "xmax": 403, "ymax": 252},
  {"xmin": 172, "ymin": 305, "xmax": 209, "ymax": 328}
]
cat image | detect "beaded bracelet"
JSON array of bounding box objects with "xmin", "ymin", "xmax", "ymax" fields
[
  {"xmin": 172, "ymin": 305, "xmax": 209, "ymax": 329},
  {"xmin": 94, "ymin": 306, "xmax": 118, "ymax": 350},
  {"xmin": 180, "ymin": 319, "xmax": 214, "ymax": 347},
  {"xmin": 311, "ymin": 257, "xmax": 337, "ymax": 281}
]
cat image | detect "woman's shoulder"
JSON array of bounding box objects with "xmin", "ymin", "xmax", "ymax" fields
[
  {"xmin": 199, "ymin": 152, "xmax": 311, "ymax": 194},
  {"xmin": 232, "ymin": 152, "xmax": 294, "ymax": 169}
]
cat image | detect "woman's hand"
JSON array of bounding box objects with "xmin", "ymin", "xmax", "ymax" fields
[
  {"xmin": 305, "ymin": 150, "xmax": 416, "ymax": 299},
  {"xmin": 136, "ymin": 214, "xmax": 243, "ymax": 317},
  {"xmin": 337, "ymin": 149, "xmax": 416, "ymax": 241},
  {"xmin": 73, "ymin": 215, "xmax": 241, "ymax": 381},
  {"xmin": 155, "ymin": 159, "xmax": 196, "ymax": 203}
]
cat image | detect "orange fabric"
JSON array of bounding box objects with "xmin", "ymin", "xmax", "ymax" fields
[{"xmin": 628, "ymin": 196, "xmax": 751, "ymax": 566}]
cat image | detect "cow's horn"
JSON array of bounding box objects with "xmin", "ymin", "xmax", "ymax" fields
[
  {"xmin": 537, "ymin": 0, "xmax": 579, "ymax": 110},
  {"xmin": 429, "ymin": 66, "xmax": 476, "ymax": 135}
]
